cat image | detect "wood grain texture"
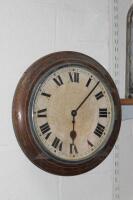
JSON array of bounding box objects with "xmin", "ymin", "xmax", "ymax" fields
[
  {"xmin": 121, "ymin": 98, "xmax": 133, "ymax": 105},
  {"xmin": 12, "ymin": 51, "xmax": 121, "ymax": 176}
]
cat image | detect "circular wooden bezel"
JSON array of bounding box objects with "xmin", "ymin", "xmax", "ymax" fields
[{"xmin": 12, "ymin": 51, "xmax": 121, "ymax": 176}]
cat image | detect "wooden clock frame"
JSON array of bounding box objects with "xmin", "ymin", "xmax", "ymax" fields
[{"xmin": 12, "ymin": 51, "xmax": 121, "ymax": 176}]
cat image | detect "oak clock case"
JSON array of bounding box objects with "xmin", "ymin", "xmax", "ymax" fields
[{"xmin": 12, "ymin": 51, "xmax": 121, "ymax": 176}]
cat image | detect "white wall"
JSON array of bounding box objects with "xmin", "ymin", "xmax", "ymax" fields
[
  {"xmin": 0, "ymin": 0, "xmax": 132, "ymax": 200},
  {"xmin": 117, "ymin": 1, "xmax": 133, "ymax": 200}
]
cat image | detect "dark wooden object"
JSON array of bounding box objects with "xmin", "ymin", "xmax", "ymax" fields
[
  {"xmin": 121, "ymin": 98, "xmax": 133, "ymax": 105},
  {"xmin": 12, "ymin": 51, "xmax": 121, "ymax": 176}
]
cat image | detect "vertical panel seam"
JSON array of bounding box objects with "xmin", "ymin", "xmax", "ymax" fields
[{"xmin": 112, "ymin": 0, "xmax": 120, "ymax": 200}]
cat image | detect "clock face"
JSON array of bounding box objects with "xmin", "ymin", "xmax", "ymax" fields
[
  {"xmin": 13, "ymin": 51, "xmax": 121, "ymax": 175},
  {"xmin": 29, "ymin": 64, "xmax": 115, "ymax": 163}
]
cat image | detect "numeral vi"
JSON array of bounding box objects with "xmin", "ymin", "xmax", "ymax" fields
[{"xmin": 70, "ymin": 144, "xmax": 78, "ymax": 154}]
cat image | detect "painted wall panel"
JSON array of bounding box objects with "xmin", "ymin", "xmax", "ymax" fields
[{"xmin": 118, "ymin": 0, "xmax": 133, "ymax": 200}]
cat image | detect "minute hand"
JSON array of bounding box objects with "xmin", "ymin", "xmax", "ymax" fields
[{"xmin": 75, "ymin": 81, "xmax": 100, "ymax": 112}]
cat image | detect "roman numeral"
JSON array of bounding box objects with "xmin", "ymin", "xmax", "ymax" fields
[
  {"xmin": 37, "ymin": 109, "xmax": 47, "ymax": 117},
  {"xmin": 86, "ymin": 78, "xmax": 92, "ymax": 87},
  {"xmin": 94, "ymin": 123, "xmax": 105, "ymax": 137},
  {"xmin": 53, "ymin": 75, "xmax": 63, "ymax": 86},
  {"xmin": 69, "ymin": 72, "xmax": 79, "ymax": 83},
  {"xmin": 52, "ymin": 137, "xmax": 63, "ymax": 151},
  {"xmin": 40, "ymin": 123, "xmax": 50, "ymax": 134},
  {"xmin": 70, "ymin": 144, "xmax": 78, "ymax": 154},
  {"xmin": 87, "ymin": 140, "xmax": 94, "ymax": 147},
  {"xmin": 40, "ymin": 123, "xmax": 51, "ymax": 139},
  {"xmin": 95, "ymin": 91, "xmax": 104, "ymax": 100},
  {"xmin": 45, "ymin": 132, "xmax": 52, "ymax": 140},
  {"xmin": 41, "ymin": 92, "xmax": 51, "ymax": 98},
  {"xmin": 99, "ymin": 108, "xmax": 107, "ymax": 118}
]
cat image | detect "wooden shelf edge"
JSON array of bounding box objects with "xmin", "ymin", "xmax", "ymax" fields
[{"xmin": 121, "ymin": 98, "xmax": 133, "ymax": 105}]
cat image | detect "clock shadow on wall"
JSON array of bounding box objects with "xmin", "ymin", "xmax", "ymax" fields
[{"xmin": 12, "ymin": 51, "xmax": 121, "ymax": 176}]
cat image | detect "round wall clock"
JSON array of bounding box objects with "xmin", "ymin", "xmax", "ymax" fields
[{"xmin": 12, "ymin": 51, "xmax": 121, "ymax": 176}]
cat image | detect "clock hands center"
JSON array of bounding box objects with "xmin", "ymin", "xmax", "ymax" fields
[{"xmin": 70, "ymin": 81, "xmax": 99, "ymax": 143}]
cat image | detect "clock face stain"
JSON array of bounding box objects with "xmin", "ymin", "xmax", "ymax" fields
[
  {"xmin": 29, "ymin": 64, "xmax": 114, "ymax": 162},
  {"xmin": 12, "ymin": 51, "xmax": 121, "ymax": 175}
]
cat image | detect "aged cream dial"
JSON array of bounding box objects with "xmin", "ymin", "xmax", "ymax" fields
[{"xmin": 29, "ymin": 64, "xmax": 114, "ymax": 162}]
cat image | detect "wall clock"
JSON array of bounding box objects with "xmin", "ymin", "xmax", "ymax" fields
[{"xmin": 12, "ymin": 51, "xmax": 121, "ymax": 176}]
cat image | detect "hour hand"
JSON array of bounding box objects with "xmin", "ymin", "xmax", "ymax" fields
[
  {"xmin": 70, "ymin": 110, "xmax": 77, "ymax": 143},
  {"xmin": 70, "ymin": 129, "xmax": 78, "ymax": 154},
  {"xmin": 70, "ymin": 130, "xmax": 77, "ymax": 144}
]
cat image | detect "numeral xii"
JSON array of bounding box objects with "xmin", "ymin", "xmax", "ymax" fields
[{"xmin": 69, "ymin": 72, "xmax": 79, "ymax": 83}]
